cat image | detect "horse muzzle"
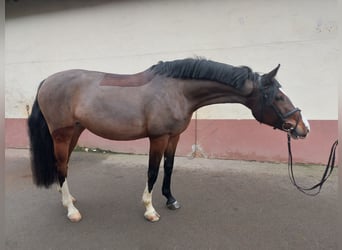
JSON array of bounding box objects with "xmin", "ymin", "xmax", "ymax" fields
[{"xmin": 287, "ymin": 117, "xmax": 310, "ymax": 139}]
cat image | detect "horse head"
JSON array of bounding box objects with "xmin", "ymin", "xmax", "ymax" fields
[{"xmin": 248, "ymin": 65, "xmax": 310, "ymax": 139}]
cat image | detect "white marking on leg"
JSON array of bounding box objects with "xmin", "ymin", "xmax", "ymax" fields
[
  {"xmin": 61, "ymin": 179, "xmax": 82, "ymax": 222},
  {"xmin": 142, "ymin": 183, "xmax": 160, "ymax": 222},
  {"xmin": 57, "ymin": 183, "xmax": 75, "ymax": 201}
]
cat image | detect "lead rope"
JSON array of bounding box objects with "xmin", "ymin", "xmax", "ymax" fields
[{"xmin": 287, "ymin": 134, "xmax": 338, "ymax": 196}]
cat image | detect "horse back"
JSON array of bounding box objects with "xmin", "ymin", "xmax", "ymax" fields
[{"xmin": 99, "ymin": 70, "xmax": 154, "ymax": 87}]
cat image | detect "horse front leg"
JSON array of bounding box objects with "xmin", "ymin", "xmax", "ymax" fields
[
  {"xmin": 162, "ymin": 135, "xmax": 181, "ymax": 210},
  {"xmin": 142, "ymin": 135, "xmax": 169, "ymax": 222}
]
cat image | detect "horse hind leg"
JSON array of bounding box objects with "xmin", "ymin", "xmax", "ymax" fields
[
  {"xmin": 58, "ymin": 125, "xmax": 85, "ymax": 203},
  {"xmin": 52, "ymin": 126, "xmax": 82, "ymax": 222},
  {"xmin": 60, "ymin": 179, "xmax": 81, "ymax": 222}
]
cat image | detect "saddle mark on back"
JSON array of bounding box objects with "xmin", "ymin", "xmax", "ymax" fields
[{"xmin": 99, "ymin": 70, "xmax": 154, "ymax": 87}]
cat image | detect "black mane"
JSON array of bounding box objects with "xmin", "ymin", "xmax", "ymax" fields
[{"xmin": 150, "ymin": 58, "xmax": 256, "ymax": 89}]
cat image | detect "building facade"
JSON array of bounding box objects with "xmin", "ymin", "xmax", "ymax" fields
[{"xmin": 5, "ymin": 0, "xmax": 338, "ymax": 164}]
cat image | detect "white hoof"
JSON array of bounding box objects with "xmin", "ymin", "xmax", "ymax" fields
[
  {"xmin": 68, "ymin": 210, "xmax": 82, "ymax": 222},
  {"xmin": 144, "ymin": 211, "xmax": 160, "ymax": 222}
]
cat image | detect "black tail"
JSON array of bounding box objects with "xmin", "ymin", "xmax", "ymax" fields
[{"xmin": 28, "ymin": 82, "xmax": 58, "ymax": 188}]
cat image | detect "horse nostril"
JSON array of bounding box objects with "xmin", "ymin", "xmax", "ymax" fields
[{"xmin": 282, "ymin": 123, "xmax": 293, "ymax": 131}]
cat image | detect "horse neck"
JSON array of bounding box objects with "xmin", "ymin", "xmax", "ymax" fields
[{"xmin": 182, "ymin": 79, "xmax": 252, "ymax": 112}]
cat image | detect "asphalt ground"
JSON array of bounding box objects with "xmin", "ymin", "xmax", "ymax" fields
[{"xmin": 5, "ymin": 149, "xmax": 338, "ymax": 250}]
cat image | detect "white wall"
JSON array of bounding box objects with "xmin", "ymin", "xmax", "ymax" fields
[{"xmin": 5, "ymin": 0, "xmax": 338, "ymax": 119}]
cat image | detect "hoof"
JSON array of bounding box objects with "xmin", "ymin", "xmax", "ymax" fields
[
  {"xmin": 68, "ymin": 211, "xmax": 82, "ymax": 222},
  {"xmin": 167, "ymin": 200, "xmax": 181, "ymax": 210},
  {"xmin": 144, "ymin": 211, "xmax": 160, "ymax": 222}
]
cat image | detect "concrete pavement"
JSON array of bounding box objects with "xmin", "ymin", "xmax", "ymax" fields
[{"xmin": 5, "ymin": 149, "xmax": 338, "ymax": 250}]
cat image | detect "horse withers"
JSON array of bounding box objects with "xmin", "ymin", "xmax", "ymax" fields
[{"xmin": 27, "ymin": 58, "xmax": 310, "ymax": 222}]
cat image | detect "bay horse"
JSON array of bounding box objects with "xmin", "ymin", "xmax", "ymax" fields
[{"xmin": 28, "ymin": 58, "xmax": 310, "ymax": 222}]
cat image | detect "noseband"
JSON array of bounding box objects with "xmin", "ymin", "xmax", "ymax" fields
[
  {"xmin": 257, "ymin": 76, "xmax": 301, "ymax": 132},
  {"xmin": 272, "ymin": 105, "xmax": 301, "ymax": 132}
]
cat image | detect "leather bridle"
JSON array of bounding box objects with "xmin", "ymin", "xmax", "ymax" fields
[
  {"xmin": 252, "ymin": 75, "xmax": 336, "ymax": 196},
  {"xmin": 271, "ymin": 104, "xmax": 301, "ymax": 132},
  {"xmin": 256, "ymin": 76, "xmax": 301, "ymax": 133}
]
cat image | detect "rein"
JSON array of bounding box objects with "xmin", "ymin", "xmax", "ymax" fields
[
  {"xmin": 253, "ymin": 75, "xmax": 337, "ymax": 195},
  {"xmin": 287, "ymin": 135, "xmax": 338, "ymax": 196}
]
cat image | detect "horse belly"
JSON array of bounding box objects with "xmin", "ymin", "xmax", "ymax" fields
[
  {"xmin": 89, "ymin": 125, "xmax": 147, "ymax": 141},
  {"xmin": 77, "ymin": 113, "xmax": 148, "ymax": 141}
]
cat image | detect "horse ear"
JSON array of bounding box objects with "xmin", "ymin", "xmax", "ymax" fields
[{"xmin": 267, "ymin": 64, "xmax": 280, "ymax": 79}]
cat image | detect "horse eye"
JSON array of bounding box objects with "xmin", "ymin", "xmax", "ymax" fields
[{"xmin": 275, "ymin": 95, "xmax": 284, "ymax": 101}]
